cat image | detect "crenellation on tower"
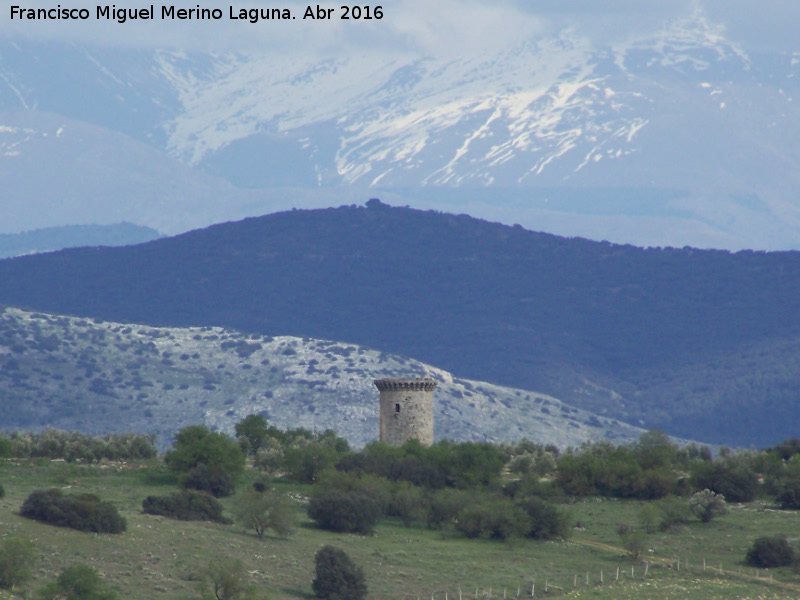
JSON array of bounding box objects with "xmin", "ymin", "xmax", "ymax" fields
[{"xmin": 374, "ymin": 377, "xmax": 437, "ymax": 446}]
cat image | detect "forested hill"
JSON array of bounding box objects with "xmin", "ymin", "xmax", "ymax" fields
[{"xmin": 1, "ymin": 200, "xmax": 800, "ymax": 446}]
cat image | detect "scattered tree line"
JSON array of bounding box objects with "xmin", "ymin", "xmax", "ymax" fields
[
  {"xmin": 0, "ymin": 429, "xmax": 156, "ymax": 463},
  {"xmin": 12, "ymin": 417, "xmax": 800, "ymax": 598}
]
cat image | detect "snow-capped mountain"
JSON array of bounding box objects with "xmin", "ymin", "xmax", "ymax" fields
[{"xmin": 1, "ymin": 7, "xmax": 799, "ymax": 248}]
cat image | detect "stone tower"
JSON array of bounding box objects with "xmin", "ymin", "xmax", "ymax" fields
[{"xmin": 374, "ymin": 377, "xmax": 437, "ymax": 446}]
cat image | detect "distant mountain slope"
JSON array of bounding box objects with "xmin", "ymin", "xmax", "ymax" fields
[
  {"xmin": 0, "ymin": 307, "xmax": 642, "ymax": 449},
  {"xmin": 1, "ymin": 202, "xmax": 799, "ymax": 446},
  {"xmin": 0, "ymin": 223, "xmax": 162, "ymax": 259},
  {"xmin": 2, "ymin": 6, "xmax": 800, "ymax": 249}
]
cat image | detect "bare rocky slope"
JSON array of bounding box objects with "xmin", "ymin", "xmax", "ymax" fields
[{"xmin": 0, "ymin": 307, "xmax": 643, "ymax": 449}]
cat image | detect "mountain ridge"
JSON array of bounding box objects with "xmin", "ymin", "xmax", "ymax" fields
[
  {"xmin": 1, "ymin": 202, "xmax": 799, "ymax": 446},
  {"xmin": 0, "ymin": 222, "xmax": 162, "ymax": 259}
]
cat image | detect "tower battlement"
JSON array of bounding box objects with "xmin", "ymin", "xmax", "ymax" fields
[{"xmin": 373, "ymin": 378, "xmax": 438, "ymax": 392}]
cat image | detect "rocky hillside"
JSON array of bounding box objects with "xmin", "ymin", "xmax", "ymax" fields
[{"xmin": 0, "ymin": 307, "xmax": 643, "ymax": 449}]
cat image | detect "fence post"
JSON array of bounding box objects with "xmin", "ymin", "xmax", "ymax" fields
[{"xmin": 616, "ymin": 567, "xmax": 619, "ymax": 581}]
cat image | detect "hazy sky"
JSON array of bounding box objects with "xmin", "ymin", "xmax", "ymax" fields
[{"xmin": 1, "ymin": 0, "xmax": 797, "ymax": 55}]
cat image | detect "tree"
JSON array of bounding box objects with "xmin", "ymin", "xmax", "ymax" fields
[
  {"xmin": 39, "ymin": 564, "xmax": 119, "ymax": 600},
  {"xmin": 165, "ymin": 425, "xmax": 246, "ymax": 497},
  {"xmin": 689, "ymin": 489, "xmax": 729, "ymax": 523},
  {"xmin": 633, "ymin": 430, "xmax": 677, "ymax": 471},
  {"xmin": 638, "ymin": 503, "xmax": 661, "ymax": 534},
  {"xmin": 656, "ymin": 495, "xmax": 690, "ymax": 532},
  {"xmin": 200, "ymin": 557, "xmax": 256, "ymax": 600},
  {"xmin": 236, "ymin": 489, "xmax": 295, "ymax": 539},
  {"xmin": 0, "ymin": 435, "xmax": 12, "ymax": 458},
  {"xmin": 234, "ymin": 414, "xmax": 273, "ymax": 455},
  {"xmin": 312, "ymin": 546, "xmax": 367, "ymax": 600},
  {"xmin": 0, "ymin": 537, "xmax": 36, "ymax": 590},
  {"xmin": 690, "ymin": 459, "xmax": 759, "ymax": 502}
]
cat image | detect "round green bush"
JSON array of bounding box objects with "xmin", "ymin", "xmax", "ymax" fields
[
  {"xmin": 746, "ymin": 535, "xmax": 795, "ymax": 568},
  {"xmin": 312, "ymin": 546, "xmax": 367, "ymax": 600}
]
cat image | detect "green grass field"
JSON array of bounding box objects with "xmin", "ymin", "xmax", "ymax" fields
[{"xmin": 2, "ymin": 459, "xmax": 800, "ymax": 599}]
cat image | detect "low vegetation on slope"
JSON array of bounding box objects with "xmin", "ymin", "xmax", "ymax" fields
[
  {"xmin": 0, "ymin": 307, "xmax": 642, "ymax": 449},
  {"xmin": 3, "ymin": 425, "xmax": 800, "ymax": 599}
]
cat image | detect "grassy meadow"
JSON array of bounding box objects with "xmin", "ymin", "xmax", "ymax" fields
[{"xmin": 2, "ymin": 458, "xmax": 800, "ymax": 599}]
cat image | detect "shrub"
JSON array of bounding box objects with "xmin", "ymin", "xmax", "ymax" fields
[
  {"xmin": 518, "ymin": 497, "xmax": 572, "ymax": 540},
  {"xmin": 253, "ymin": 476, "xmax": 271, "ymax": 493},
  {"xmin": 387, "ymin": 481, "xmax": 428, "ymax": 528},
  {"xmin": 620, "ymin": 531, "xmax": 649, "ymax": 561},
  {"xmin": 455, "ymin": 498, "xmax": 530, "ymax": 540},
  {"xmin": 777, "ymin": 477, "xmax": 800, "ymax": 509},
  {"xmin": 20, "ymin": 489, "xmax": 126, "ymax": 533},
  {"xmin": 282, "ymin": 437, "xmax": 347, "ymax": 484},
  {"xmin": 165, "ymin": 425, "xmax": 245, "ymax": 497},
  {"xmin": 427, "ymin": 487, "xmax": 474, "ymax": 529},
  {"xmin": 746, "ymin": 535, "xmax": 796, "ymax": 568},
  {"xmin": 337, "ymin": 439, "xmax": 504, "ymax": 490},
  {"xmin": 312, "ymin": 546, "xmax": 367, "ymax": 600},
  {"xmin": 234, "ymin": 414, "xmax": 273, "ymax": 454},
  {"xmin": 656, "ymin": 495, "xmax": 690, "ymax": 532},
  {"xmin": 0, "ymin": 537, "xmax": 36, "ymax": 589},
  {"xmin": 315, "ymin": 471, "xmax": 393, "ymax": 516},
  {"xmin": 638, "ymin": 503, "xmax": 661, "ymax": 534},
  {"xmin": 235, "ymin": 489, "xmax": 295, "ymax": 538},
  {"xmin": 307, "ymin": 490, "xmax": 380, "ymax": 534},
  {"xmin": 181, "ymin": 464, "xmax": 236, "ymax": 498},
  {"xmin": 0, "ymin": 436, "xmax": 12, "ymax": 458},
  {"xmin": 142, "ymin": 490, "xmax": 230, "ymax": 523},
  {"xmin": 632, "ymin": 430, "xmax": 678, "ymax": 471},
  {"xmin": 39, "ymin": 564, "xmax": 118, "ymax": 600},
  {"xmin": 200, "ymin": 556, "xmax": 255, "ymax": 600},
  {"xmin": 689, "ymin": 489, "xmax": 729, "ymax": 522}
]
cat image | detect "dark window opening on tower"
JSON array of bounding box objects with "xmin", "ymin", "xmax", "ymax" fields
[{"xmin": 395, "ymin": 403, "xmax": 401, "ymax": 413}]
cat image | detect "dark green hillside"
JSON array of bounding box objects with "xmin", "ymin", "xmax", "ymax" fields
[{"xmin": 1, "ymin": 200, "xmax": 799, "ymax": 446}]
